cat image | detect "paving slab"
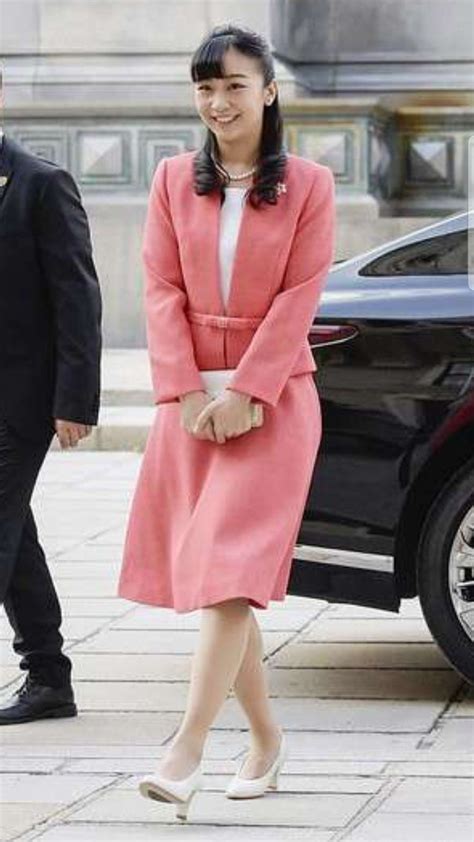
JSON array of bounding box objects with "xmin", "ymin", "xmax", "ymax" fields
[
  {"xmin": 0, "ymin": 773, "xmax": 116, "ymax": 803},
  {"xmin": 66, "ymin": 652, "xmax": 192, "ymax": 681},
  {"xmin": 0, "ymin": 712, "xmax": 181, "ymax": 747},
  {"xmin": 270, "ymin": 641, "xmax": 452, "ymax": 669},
  {"xmin": 324, "ymin": 600, "xmax": 424, "ymax": 619},
  {"xmin": 0, "ymin": 758, "xmax": 61, "ymax": 773},
  {"xmin": 302, "ymin": 618, "xmax": 434, "ymax": 643},
  {"xmin": 31, "ymin": 824, "xmax": 333, "ymax": 841},
  {"xmin": 60, "ymin": 757, "xmax": 386, "ymax": 776},
  {"xmin": 54, "ymin": 579, "xmax": 123, "ymax": 598},
  {"xmin": 343, "ymin": 812, "xmax": 474, "ymax": 841},
  {"xmin": 57, "ymin": 787, "xmax": 370, "ymax": 827},
  {"xmin": 117, "ymin": 772, "xmax": 383, "ymax": 795},
  {"xmin": 0, "ymin": 803, "xmax": 64, "ymax": 841},
  {"xmin": 415, "ymin": 718, "xmax": 474, "ymax": 758},
  {"xmin": 267, "ymin": 667, "xmax": 460, "ymax": 699},
  {"xmin": 72, "ymin": 681, "xmax": 190, "ymax": 711},
  {"xmin": 0, "ymin": 731, "xmax": 251, "ymax": 760},
  {"xmin": 0, "ymin": 616, "xmax": 113, "ymax": 642},
  {"xmin": 57, "ymin": 598, "xmax": 132, "ymax": 617},
  {"xmin": 72, "ymin": 629, "xmax": 293, "ymax": 654},
  {"xmin": 0, "ymin": 666, "xmax": 23, "ymax": 686},
  {"xmin": 377, "ymin": 776, "xmax": 474, "ymax": 814},
  {"xmin": 384, "ymin": 760, "xmax": 474, "ymax": 777},
  {"xmin": 45, "ymin": 562, "xmax": 123, "ymax": 580},
  {"xmin": 213, "ymin": 696, "xmax": 444, "ymax": 733},
  {"xmin": 53, "ymin": 544, "xmax": 128, "ymax": 562}
]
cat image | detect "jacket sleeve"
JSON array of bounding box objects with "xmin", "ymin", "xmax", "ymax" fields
[
  {"xmin": 226, "ymin": 164, "xmax": 336, "ymax": 407},
  {"xmin": 35, "ymin": 167, "xmax": 102, "ymax": 425},
  {"xmin": 142, "ymin": 157, "xmax": 205, "ymax": 403}
]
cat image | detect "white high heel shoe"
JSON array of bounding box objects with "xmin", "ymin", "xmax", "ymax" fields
[
  {"xmin": 225, "ymin": 731, "xmax": 287, "ymax": 799},
  {"xmin": 138, "ymin": 760, "xmax": 204, "ymax": 821}
]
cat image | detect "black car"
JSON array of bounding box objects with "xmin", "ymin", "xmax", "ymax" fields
[{"xmin": 290, "ymin": 211, "xmax": 474, "ymax": 684}]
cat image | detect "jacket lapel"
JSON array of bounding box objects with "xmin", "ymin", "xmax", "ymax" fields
[{"xmin": 0, "ymin": 135, "xmax": 14, "ymax": 211}]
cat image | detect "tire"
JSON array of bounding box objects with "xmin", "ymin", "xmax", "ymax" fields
[{"xmin": 416, "ymin": 459, "xmax": 474, "ymax": 685}]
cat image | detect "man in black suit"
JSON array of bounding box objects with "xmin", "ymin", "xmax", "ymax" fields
[{"xmin": 0, "ymin": 115, "xmax": 102, "ymax": 724}]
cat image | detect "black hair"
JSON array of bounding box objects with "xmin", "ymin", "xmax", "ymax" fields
[{"xmin": 190, "ymin": 23, "xmax": 287, "ymax": 208}]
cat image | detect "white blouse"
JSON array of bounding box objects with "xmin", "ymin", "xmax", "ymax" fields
[{"xmin": 218, "ymin": 186, "xmax": 246, "ymax": 309}]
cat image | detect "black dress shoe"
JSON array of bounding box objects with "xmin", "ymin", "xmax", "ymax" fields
[{"xmin": 0, "ymin": 674, "xmax": 77, "ymax": 725}]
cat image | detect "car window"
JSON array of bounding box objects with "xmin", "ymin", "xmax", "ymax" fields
[{"xmin": 359, "ymin": 230, "xmax": 469, "ymax": 277}]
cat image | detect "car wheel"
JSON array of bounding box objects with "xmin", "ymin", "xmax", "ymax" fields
[{"xmin": 417, "ymin": 460, "xmax": 474, "ymax": 685}]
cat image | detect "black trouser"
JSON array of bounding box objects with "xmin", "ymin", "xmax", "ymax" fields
[{"xmin": 0, "ymin": 419, "xmax": 72, "ymax": 688}]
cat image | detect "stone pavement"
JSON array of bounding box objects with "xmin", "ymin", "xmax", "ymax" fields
[{"xmin": 0, "ymin": 449, "xmax": 473, "ymax": 842}]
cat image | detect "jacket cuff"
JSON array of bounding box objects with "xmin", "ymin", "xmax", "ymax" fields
[{"xmin": 152, "ymin": 372, "xmax": 206, "ymax": 404}]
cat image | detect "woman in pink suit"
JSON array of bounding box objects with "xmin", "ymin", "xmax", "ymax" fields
[{"xmin": 117, "ymin": 24, "xmax": 336, "ymax": 820}]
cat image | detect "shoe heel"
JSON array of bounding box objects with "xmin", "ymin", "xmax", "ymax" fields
[
  {"xmin": 268, "ymin": 767, "xmax": 280, "ymax": 790},
  {"xmin": 49, "ymin": 703, "xmax": 77, "ymax": 718},
  {"xmin": 175, "ymin": 792, "xmax": 194, "ymax": 821}
]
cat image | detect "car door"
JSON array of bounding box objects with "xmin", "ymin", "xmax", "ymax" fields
[{"xmin": 299, "ymin": 223, "xmax": 474, "ymax": 557}]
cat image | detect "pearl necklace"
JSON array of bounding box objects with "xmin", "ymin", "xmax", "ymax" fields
[
  {"xmin": 212, "ymin": 154, "xmax": 257, "ymax": 182},
  {"xmin": 227, "ymin": 166, "xmax": 257, "ymax": 181}
]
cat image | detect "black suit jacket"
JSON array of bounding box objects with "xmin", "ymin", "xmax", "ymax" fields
[{"xmin": 0, "ymin": 134, "xmax": 102, "ymax": 441}]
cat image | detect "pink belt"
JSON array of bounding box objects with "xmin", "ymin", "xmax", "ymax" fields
[{"xmin": 186, "ymin": 309, "xmax": 263, "ymax": 330}]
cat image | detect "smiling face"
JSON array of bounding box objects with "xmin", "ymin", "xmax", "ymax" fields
[{"xmin": 193, "ymin": 45, "xmax": 276, "ymax": 153}]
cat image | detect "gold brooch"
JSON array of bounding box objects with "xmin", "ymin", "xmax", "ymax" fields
[{"xmin": 275, "ymin": 181, "xmax": 287, "ymax": 195}]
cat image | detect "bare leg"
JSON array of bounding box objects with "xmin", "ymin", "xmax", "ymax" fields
[
  {"xmin": 230, "ymin": 608, "xmax": 282, "ymax": 778},
  {"xmin": 158, "ymin": 597, "xmax": 252, "ymax": 779}
]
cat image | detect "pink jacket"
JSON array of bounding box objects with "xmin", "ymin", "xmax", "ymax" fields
[{"xmin": 142, "ymin": 150, "xmax": 336, "ymax": 408}]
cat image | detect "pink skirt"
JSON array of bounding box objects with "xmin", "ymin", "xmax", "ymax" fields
[{"xmin": 117, "ymin": 373, "xmax": 321, "ymax": 613}]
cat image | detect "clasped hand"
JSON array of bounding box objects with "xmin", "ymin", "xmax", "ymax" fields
[{"xmin": 180, "ymin": 389, "xmax": 253, "ymax": 444}]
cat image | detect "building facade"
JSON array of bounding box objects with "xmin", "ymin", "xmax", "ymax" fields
[{"xmin": 1, "ymin": 0, "xmax": 471, "ymax": 345}]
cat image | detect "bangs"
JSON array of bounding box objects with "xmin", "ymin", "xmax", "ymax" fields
[{"xmin": 190, "ymin": 34, "xmax": 235, "ymax": 82}]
